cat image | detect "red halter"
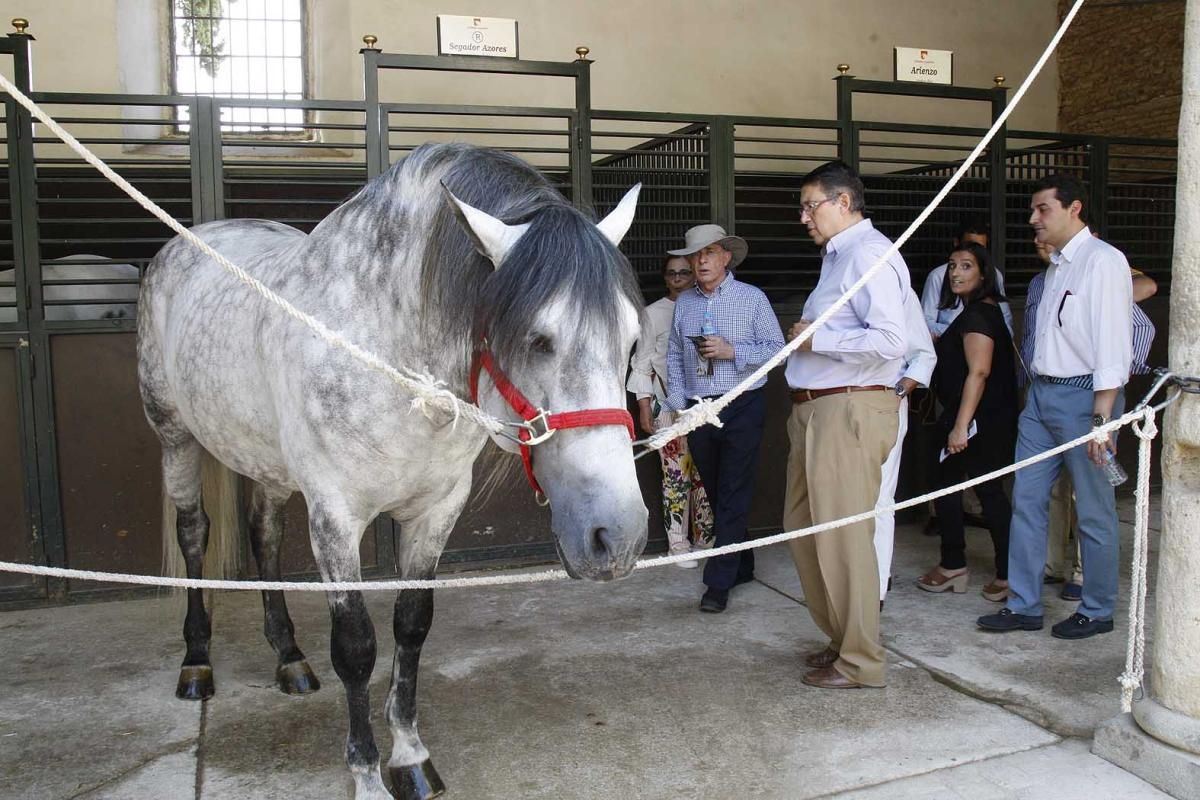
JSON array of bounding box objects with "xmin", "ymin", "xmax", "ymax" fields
[{"xmin": 469, "ymin": 346, "xmax": 635, "ymax": 504}]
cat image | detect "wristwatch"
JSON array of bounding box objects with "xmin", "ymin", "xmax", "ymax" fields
[
  {"xmin": 894, "ymin": 381, "xmax": 907, "ymax": 397},
  {"xmin": 1091, "ymin": 413, "xmax": 1108, "ymax": 427}
]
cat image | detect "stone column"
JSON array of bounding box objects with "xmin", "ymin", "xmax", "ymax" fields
[{"xmin": 1094, "ymin": 0, "xmax": 1200, "ymax": 795}]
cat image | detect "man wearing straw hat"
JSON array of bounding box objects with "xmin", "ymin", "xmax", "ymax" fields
[
  {"xmin": 785, "ymin": 160, "xmax": 910, "ymax": 690},
  {"xmin": 663, "ymin": 224, "xmax": 785, "ymax": 614}
]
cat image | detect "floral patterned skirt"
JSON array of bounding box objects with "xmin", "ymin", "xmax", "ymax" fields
[{"xmin": 656, "ymin": 410, "xmax": 714, "ymax": 552}]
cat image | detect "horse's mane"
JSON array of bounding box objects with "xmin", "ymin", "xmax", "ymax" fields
[{"xmin": 373, "ymin": 143, "xmax": 643, "ymax": 381}]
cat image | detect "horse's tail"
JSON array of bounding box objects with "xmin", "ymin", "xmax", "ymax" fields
[{"xmin": 161, "ymin": 450, "xmax": 242, "ymax": 588}]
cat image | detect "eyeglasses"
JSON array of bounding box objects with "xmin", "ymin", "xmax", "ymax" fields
[
  {"xmin": 800, "ymin": 197, "xmax": 836, "ymax": 214},
  {"xmin": 665, "ymin": 269, "xmax": 692, "ymax": 277}
]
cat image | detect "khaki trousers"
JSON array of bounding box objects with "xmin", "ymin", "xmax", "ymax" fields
[
  {"xmin": 785, "ymin": 390, "xmax": 899, "ymax": 687},
  {"xmin": 1045, "ymin": 472, "xmax": 1082, "ymax": 583}
]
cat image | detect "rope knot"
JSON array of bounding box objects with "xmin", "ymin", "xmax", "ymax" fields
[
  {"xmin": 1133, "ymin": 407, "xmax": 1158, "ymax": 441},
  {"xmin": 404, "ymin": 369, "xmax": 461, "ymax": 428},
  {"xmin": 646, "ymin": 397, "xmax": 724, "ymax": 451}
]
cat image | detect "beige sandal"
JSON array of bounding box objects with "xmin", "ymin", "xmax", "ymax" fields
[{"xmin": 916, "ymin": 566, "xmax": 969, "ymax": 594}]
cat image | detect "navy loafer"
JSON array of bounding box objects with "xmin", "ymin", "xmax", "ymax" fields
[
  {"xmin": 977, "ymin": 608, "xmax": 1043, "ymax": 632},
  {"xmin": 1051, "ymin": 612, "xmax": 1113, "ymax": 640}
]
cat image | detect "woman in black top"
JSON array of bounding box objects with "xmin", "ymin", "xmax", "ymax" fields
[{"xmin": 917, "ymin": 242, "xmax": 1018, "ymax": 602}]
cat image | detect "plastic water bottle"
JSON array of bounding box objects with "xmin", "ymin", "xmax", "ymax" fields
[
  {"xmin": 1101, "ymin": 447, "xmax": 1128, "ymax": 487},
  {"xmin": 699, "ymin": 307, "xmax": 716, "ymax": 376}
]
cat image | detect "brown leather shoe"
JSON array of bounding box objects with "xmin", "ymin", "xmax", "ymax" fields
[
  {"xmin": 803, "ymin": 646, "xmax": 838, "ymax": 668},
  {"xmin": 802, "ymin": 665, "xmax": 863, "ymax": 689}
]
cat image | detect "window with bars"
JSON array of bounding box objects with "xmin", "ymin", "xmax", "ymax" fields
[{"xmin": 170, "ymin": 0, "xmax": 307, "ymax": 133}]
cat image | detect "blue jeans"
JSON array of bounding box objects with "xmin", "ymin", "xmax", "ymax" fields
[{"xmin": 1007, "ymin": 380, "xmax": 1125, "ymax": 620}]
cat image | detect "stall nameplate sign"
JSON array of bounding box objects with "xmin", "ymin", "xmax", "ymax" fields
[
  {"xmin": 437, "ymin": 15, "xmax": 519, "ymax": 59},
  {"xmin": 894, "ymin": 47, "xmax": 953, "ymax": 85}
]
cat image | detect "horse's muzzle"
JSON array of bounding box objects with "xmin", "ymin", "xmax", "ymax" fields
[{"xmin": 552, "ymin": 512, "xmax": 647, "ymax": 582}]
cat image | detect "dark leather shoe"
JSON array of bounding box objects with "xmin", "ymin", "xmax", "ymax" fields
[
  {"xmin": 977, "ymin": 608, "xmax": 1043, "ymax": 631},
  {"xmin": 804, "ymin": 647, "xmax": 838, "ymax": 669},
  {"xmin": 733, "ymin": 572, "xmax": 755, "ymax": 587},
  {"xmin": 699, "ymin": 588, "xmax": 728, "ymax": 613},
  {"xmin": 802, "ymin": 665, "xmax": 864, "ymax": 689},
  {"xmin": 1051, "ymin": 612, "xmax": 1113, "ymax": 640}
]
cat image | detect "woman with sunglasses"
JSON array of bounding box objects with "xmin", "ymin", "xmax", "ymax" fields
[{"xmin": 627, "ymin": 255, "xmax": 715, "ymax": 568}]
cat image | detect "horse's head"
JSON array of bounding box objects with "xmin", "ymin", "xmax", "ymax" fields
[{"xmin": 445, "ymin": 184, "xmax": 649, "ymax": 581}]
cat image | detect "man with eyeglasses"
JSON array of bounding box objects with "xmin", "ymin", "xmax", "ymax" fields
[
  {"xmin": 784, "ymin": 160, "xmax": 910, "ymax": 690},
  {"xmin": 663, "ymin": 224, "xmax": 785, "ymax": 613}
]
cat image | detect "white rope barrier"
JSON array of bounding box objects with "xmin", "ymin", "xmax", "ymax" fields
[
  {"xmin": 1119, "ymin": 406, "xmax": 1158, "ymax": 712},
  {"xmin": 0, "ymin": 70, "xmax": 507, "ymax": 438},
  {"xmin": 642, "ymin": 0, "xmax": 1088, "ymax": 455},
  {"xmin": 0, "ymin": 386, "xmax": 1177, "ymax": 592}
]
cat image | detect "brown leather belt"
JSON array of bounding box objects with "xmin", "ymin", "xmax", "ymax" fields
[{"xmin": 791, "ymin": 385, "xmax": 889, "ymax": 404}]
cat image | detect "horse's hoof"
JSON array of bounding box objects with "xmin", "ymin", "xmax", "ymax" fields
[
  {"xmin": 389, "ymin": 760, "xmax": 446, "ymax": 800},
  {"xmin": 276, "ymin": 659, "xmax": 321, "ymax": 695},
  {"xmin": 175, "ymin": 664, "xmax": 214, "ymax": 700}
]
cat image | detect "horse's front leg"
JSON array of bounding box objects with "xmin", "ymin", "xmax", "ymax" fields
[
  {"xmin": 385, "ymin": 586, "xmax": 443, "ymax": 800},
  {"xmin": 383, "ymin": 479, "xmax": 471, "ymax": 800},
  {"xmin": 308, "ymin": 502, "xmax": 391, "ymax": 800}
]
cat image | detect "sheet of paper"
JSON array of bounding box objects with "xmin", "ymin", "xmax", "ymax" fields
[{"xmin": 939, "ymin": 419, "xmax": 978, "ymax": 463}]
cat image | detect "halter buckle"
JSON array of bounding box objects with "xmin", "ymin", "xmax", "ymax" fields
[
  {"xmin": 521, "ymin": 409, "xmax": 557, "ymax": 445},
  {"xmin": 497, "ymin": 409, "xmax": 557, "ymax": 446}
]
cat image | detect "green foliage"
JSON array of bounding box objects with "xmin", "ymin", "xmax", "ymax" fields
[{"xmin": 176, "ymin": 0, "xmax": 226, "ymax": 79}]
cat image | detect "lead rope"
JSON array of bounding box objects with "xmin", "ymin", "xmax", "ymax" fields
[{"xmin": 1119, "ymin": 405, "xmax": 1158, "ymax": 712}]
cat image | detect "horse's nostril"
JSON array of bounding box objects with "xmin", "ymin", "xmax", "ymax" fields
[{"xmin": 591, "ymin": 527, "xmax": 618, "ymax": 561}]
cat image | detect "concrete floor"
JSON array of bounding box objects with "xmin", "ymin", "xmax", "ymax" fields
[{"xmin": 0, "ymin": 497, "xmax": 1175, "ymax": 799}]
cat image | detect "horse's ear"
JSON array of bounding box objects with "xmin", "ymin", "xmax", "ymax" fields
[
  {"xmin": 441, "ymin": 183, "xmax": 530, "ymax": 270},
  {"xmin": 596, "ymin": 183, "xmax": 642, "ymax": 247}
]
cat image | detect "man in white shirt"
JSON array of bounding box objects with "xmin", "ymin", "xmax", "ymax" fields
[
  {"xmin": 785, "ymin": 161, "xmax": 909, "ymax": 689},
  {"xmin": 875, "ymin": 290, "xmax": 936, "ymax": 607},
  {"xmin": 978, "ymin": 174, "xmax": 1132, "ymax": 641},
  {"xmin": 920, "ymin": 222, "xmax": 1013, "ymax": 338}
]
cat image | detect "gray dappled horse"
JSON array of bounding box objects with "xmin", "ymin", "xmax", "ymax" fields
[
  {"xmin": 0, "ymin": 255, "xmax": 139, "ymax": 322},
  {"xmin": 137, "ymin": 143, "xmax": 649, "ymax": 800}
]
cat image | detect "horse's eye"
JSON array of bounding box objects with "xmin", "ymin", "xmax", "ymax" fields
[{"xmin": 530, "ymin": 334, "xmax": 555, "ymax": 355}]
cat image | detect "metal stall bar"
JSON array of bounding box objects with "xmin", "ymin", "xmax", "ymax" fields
[
  {"xmin": 0, "ymin": 31, "xmax": 48, "ymax": 601},
  {"xmin": 1102, "ymin": 138, "xmax": 1177, "ymax": 291},
  {"xmin": 590, "ymin": 110, "xmax": 713, "ymax": 291},
  {"xmin": 853, "ymin": 120, "xmax": 995, "ymax": 290},
  {"xmin": 730, "ymin": 117, "xmax": 840, "ymax": 301},
  {"xmin": 362, "ymin": 51, "xmax": 593, "ymax": 207},
  {"xmin": 835, "ymin": 76, "xmax": 1009, "ymax": 272},
  {"xmin": 215, "ymin": 97, "xmax": 368, "ymax": 232},
  {"xmin": 18, "ymin": 92, "xmax": 198, "ymax": 598},
  {"xmin": 382, "ymin": 103, "xmax": 575, "ymax": 196},
  {"xmin": 27, "ymin": 92, "xmax": 196, "ymax": 334}
]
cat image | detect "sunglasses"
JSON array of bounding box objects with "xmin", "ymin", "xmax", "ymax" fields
[{"xmin": 665, "ymin": 269, "xmax": 692, "ymax": 277}]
